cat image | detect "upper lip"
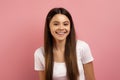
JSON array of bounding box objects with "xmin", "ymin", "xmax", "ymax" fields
[{"xmin": 56, "ymin": 31, "xmax": 67, "ymax": 33}]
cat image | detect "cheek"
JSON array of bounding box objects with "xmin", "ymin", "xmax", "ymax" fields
[
  {"xmin": 67, "ymin": 27, "xmax": 70, "ymax": 32},
  {"xmin": 49, "ymin": 27, "xmax": 56, "ymax": 35},
  {"xmin": 49, "ymin": 25, "xmax": 53, "ymax": 32}
]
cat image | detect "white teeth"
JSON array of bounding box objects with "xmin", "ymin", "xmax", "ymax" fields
[{"xmin": 56, "ymin": 32, "xmax": 65, "ymax": 35}]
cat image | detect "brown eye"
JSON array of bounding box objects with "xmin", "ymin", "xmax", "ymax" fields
[
  {"xmin": 64, "ymin": 23, "xmax": 68, "ymax": 26},
  {"xmin": 53, "ymin": 21, "xmax": 59, "ymax": 26},
  {"xmin": 54, "ymin": 23, "xmax": 59, "ymax": 25},
  {"xmin": 64, "ymin": 21, "xmax": 69, "ymax": 26}
]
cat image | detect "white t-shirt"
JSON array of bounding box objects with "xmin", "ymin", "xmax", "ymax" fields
[{"xmin": 34, "ymin": 40, "xmax": 94, "ymax": 80}]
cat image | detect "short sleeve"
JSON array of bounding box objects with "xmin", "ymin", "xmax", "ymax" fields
[
  {"xmin": 34, "ymin": 47, "xmax": 45, "ymax": 71},
  {"xmin": 77, "ymin": 40, "xmax": 94, "ymax": 64}
]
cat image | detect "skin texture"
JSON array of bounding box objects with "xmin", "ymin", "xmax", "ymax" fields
[
  {"xmin": 49, "ymin": 14, "xmax": 70, "ymax": 62},
  {"xmin": 49, "ymin": 14, "xmax": 70, "ymax": 42},
  {"xmin": 38, "ymin": 14, "xmax": 95, "ymax": 80},
  {"xmin": 38, "ymin": 71, "xmax": 45, "ymax": 80},
  {"xmin": 83, "ymin": 62, "xmax": 95, "ymax": 80}
]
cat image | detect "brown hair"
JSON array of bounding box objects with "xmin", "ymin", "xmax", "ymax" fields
[{"xmin": 44, "ymin": 7, "xmax": 79, "ymax": 80}]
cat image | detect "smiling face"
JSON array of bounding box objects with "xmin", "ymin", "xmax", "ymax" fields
[{"xmin": 49, "ymin": 14, "xmax": 70, "ymax": 42}]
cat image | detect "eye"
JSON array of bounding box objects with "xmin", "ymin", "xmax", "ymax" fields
[
  {"xmin": 63, "ymin": 21, "xmax": 69, "ymax": 26},
  {"xmin": 54, "ymin": 23, "xmax": 59, "ymax": 26},
  {"xmin": 53, "ymin": 21, "xmax": 59, "ymax": 26},
  {"xmin": 64, "ymin": 23, "xmax": 69, "ymax": 26}
]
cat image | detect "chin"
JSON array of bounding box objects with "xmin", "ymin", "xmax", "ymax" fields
[{"xmin": 55, "ymin": 38, "xmax": 66, "ymax": 41}]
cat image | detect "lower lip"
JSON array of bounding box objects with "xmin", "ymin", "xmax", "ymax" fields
[{"xmin": 56, "ymin": 33, "xmax": 65, "ymax": 36}]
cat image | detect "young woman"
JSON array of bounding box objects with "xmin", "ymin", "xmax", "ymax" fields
[{"xmin": 34, "ymin": 7, "xmax": 95, "ymax": 80}]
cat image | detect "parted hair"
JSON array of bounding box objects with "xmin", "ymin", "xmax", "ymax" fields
[{"xmin": 44, "ymin": 7, "xmax": 79, "ymax": 80}]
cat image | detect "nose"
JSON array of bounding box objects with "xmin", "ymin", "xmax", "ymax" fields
[{"xmin": 59, "ymin": 24, "xmax": 64, "ymax": 29}]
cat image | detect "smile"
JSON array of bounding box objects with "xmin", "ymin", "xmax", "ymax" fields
[{"xmin": 56, "ymin": 31, "xmax": 67, "ymax": 35}]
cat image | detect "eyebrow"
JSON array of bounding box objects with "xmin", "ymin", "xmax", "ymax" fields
[
  {"xmin": 52, "ymin": 21, "xmax": 70, "ymax": 23},
  {"xmin": 52, "ymin": 21, "xmax": 59, "ymax": 23},
  {"xmin": 64, "ymin": 21, "xmax": 69, "ymax": 23}
]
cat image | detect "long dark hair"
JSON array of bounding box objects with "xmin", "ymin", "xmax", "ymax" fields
[{"xmin": 44, "ymin": 7, "xmax": 79, "ymax": 80}]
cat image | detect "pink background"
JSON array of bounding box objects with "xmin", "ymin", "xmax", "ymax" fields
[{"xmin": 0, "ymin": 0, "xmax": 120, "ymax": 80}]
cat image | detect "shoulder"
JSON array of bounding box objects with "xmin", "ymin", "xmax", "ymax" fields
[
  {"xmin": 76, "ymin": 40, "xmax": 90, "ymax": 49},
  {"xmin": 76, "ymin": 40, "xmax": 92, "ymax": 54},
  {"xmin": 76, "ymin": 40, "xmax": 94, "ymax": 64},
  {"xmin": 34, "ymin": 47, "xmax": 45, "ymax": 71},
  {"xmin": 34, "ymin": 47, "xmax": 44, "ymax": 57}
]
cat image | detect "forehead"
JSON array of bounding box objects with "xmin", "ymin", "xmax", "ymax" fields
[{"xmin": 51, "ymin": 14, "xmax": 70, "ymax": 22}]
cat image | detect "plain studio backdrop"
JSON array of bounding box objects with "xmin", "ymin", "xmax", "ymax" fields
[{"xmin": 0, "ymin": 0, "xmax": 120, "ymax": 80}]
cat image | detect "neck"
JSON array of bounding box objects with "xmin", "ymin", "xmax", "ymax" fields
[{"xmin": 54, "ymin": 39, "xmax": 66, "ymax": 51}]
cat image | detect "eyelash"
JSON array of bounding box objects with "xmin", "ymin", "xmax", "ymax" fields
[
  {"xmin": 53, "ymin": 23, "xmax": 68, "ymax": 26},
  {"xmin": 54, "ymin": 23, "xmax": 58, "ymax": 25},
  {"xmin": 64, "ymin": 24, "xmax": 68, "ymax": 26}
]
